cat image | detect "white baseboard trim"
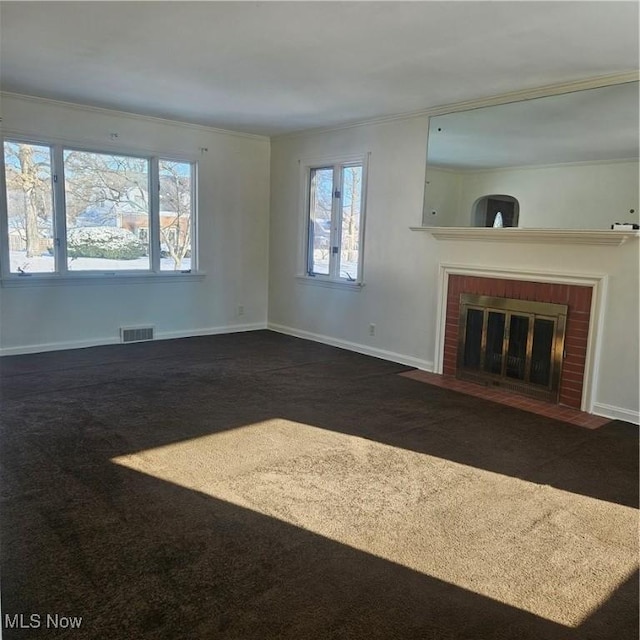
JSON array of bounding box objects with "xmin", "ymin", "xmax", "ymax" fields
[
  {"xmin": 157, "ymin": 323, "xmax": 267, "ymax": 341},
  {"xmin": 0, "ymin": 336, "xmax": 121, "ymax": 356},
  {"xmin": 0, "ymin": 322, "xmax": 268, "ymax": 357},
  {"xmin": 592, "ymin": 402, "xmax": 640, "ymax": 425},
  {"xmin": 268, "ymin": 322, "xmax": 432, "ymax": 371}
]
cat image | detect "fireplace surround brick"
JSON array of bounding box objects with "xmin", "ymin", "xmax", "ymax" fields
[{"xmin": 444, "ymin": 275, "xmax": 592, "ymax": 409}]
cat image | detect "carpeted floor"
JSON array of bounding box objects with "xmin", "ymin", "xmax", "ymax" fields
[{"xmin": 1, "ymin": 330, "xmax": 638, "ymax": 639}]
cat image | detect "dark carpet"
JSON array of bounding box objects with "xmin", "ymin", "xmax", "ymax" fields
[{"xmin": 1, "ymin": 330, "xmax": 637, "ymax": 639}]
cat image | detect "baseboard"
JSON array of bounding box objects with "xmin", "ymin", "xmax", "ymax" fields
[
  {"xmin": 267, "ymin": 322, "xmax": 432, "ymax": 371},
  {"xmin": 0, "ymin": 322, "xmax": 268, "ymax": 357},
  {"xmin": 157, "ymin": 323, "xmax": 267, "ymax": 341},
  {"xmin": 0, "ymin": 336, "xmax": 122, "ymax": 356},
  {"xmin": 592, "ymin": 402, "xmax": 640, "ymax": 425}
]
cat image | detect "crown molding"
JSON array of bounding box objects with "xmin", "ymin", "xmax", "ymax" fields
[
  {"xmin": 0, "ymin": 91, "xmax": 270, "ymax": 142},
  {"xmin": 2, "ymin": 71, "xmax": 637, "ymax": 143},
  {"xmin": 273, "ymin": 71, "xmax": 639, "ymax": 141},
  {"xmin": 421, "ymin": 70, "xmax": 639, "ymax": 118},
  {"xmin": 430, "ymin": 156, "xmax": 639, "ymax": 175}
]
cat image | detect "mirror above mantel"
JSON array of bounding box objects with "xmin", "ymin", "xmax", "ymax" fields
[{"xmin": 421, "ymin": 77, "xmax": 639, "ymax": 231}]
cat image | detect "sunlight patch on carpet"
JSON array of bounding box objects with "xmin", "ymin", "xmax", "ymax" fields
[{"xmin": 111, "ymin": 419, "xmax": 638, "ymax": 627}]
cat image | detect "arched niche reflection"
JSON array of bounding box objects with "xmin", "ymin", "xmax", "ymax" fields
[{"xmin": 473, "ymin": 195, "xmax": 520, "ymax": 227}]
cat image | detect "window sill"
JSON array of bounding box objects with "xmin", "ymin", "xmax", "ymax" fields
[
  {"xmin": 295, "ymin": 275, "xmax": 364, "ymax": 291},
  {"xmin": 1, "ymin": 271, "xmax": 206, "ymax": 288}
]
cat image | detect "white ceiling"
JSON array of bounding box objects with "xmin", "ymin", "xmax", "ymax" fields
[{"xmin": 0, "ymin": 1, "xmax": 638, "ymax": 136}]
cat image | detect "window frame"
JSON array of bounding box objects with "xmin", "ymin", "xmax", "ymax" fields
[
  {"xmin": 0, "ymin": 134, "xmax": 199, "ymax": 282},
  {"xmin": 300, "ymin": 153, "xmax": 369, "ymax": 287}
]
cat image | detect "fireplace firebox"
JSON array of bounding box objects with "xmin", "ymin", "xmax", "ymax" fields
[{"xmin": 457, "ymin": 294, "xmax": 568, "ymax": 403}]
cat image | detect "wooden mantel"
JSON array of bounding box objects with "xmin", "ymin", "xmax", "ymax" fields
[{"xmin": 409, "ymin": 227, "xmax": 639, "ymax": 246}]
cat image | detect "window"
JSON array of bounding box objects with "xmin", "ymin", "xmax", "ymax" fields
[
  {"xmin": 64, "ymin": 149, "xmax": 151, "ymax": 271},
  {"xmin": 3, "ymin": 141, "xmax": 55, "ymax": 274},
  {"xmin": 305, "ymin": 157, "xmax": 367, "ymax": 283},
  {"xmin": 159, "ymin": 159, "xmax": 193, "ymax": 271},
  {"xmin": 1, "ymin": 139, "xmax": 196, "ymax": 277}
]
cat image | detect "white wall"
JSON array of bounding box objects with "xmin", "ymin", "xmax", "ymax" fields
[
  {"xmin": 425, "ymin": 160, "xmax": 639, "ymax": 228},
  {"xmin": 0, "ymin": 95, "xmax": 271, "ymax": 353},
  {"xmin": 269, "ymin": 117, "xmax": 434, "ymax": 370},
  {"xmin": 269, "ymin": 115, "xmax": 639, "ymax": 421}
]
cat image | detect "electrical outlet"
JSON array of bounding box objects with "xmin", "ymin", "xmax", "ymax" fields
[
  {"xmin": 238, "ymin": 305, "xmax": 245, "ymax": 316},
  {"xmin": 368, "ymin": 323, "xmax": 376, "ymax": 336}
]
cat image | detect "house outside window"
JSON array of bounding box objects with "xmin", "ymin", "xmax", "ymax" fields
[
  {"xmin": 1, "ymin": 139, "xmax": 196, "ymax": 277},
  {"xmin": 304, "ymin": 154, "xmax": 368, "ymax": 284}
]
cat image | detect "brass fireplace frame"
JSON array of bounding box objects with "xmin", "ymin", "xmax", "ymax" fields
[{"xmin": 456, "ymin": 294, "xmax": 568, "ymax": 402}]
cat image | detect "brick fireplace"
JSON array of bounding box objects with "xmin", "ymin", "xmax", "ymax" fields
[{"xmin": 443, "ymin": 275, "xmax": 593, "ymax": 409}]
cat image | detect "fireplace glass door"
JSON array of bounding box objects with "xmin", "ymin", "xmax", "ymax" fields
[{"xmin": 457, "ymin": 294, "xmax": 568, "ymax": 402}]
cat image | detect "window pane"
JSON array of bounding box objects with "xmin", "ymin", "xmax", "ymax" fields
[
  {"xmin": 308, "ymin": 167, "xmax": 332, "ymax": 275},
  {"xmin": 4, "ymin": 141, "xmax": 55, "ymax": 273},
  {"xmin": 339, "ymin": 164, "xmax": 362, "ymax": 280},
  {"xmin": 64, "ymin": 150, "xmax": 150, "ymax": 271},
  {"xmin": 159, "ymin": 160, "xmax": 193, "ymax": 271}
]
